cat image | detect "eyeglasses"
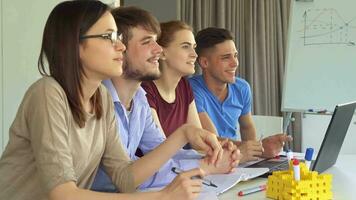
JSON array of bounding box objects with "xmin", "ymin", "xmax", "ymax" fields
[{"xmin": 80, "ymin": 31, "xmax": 122, "ymax": 45}]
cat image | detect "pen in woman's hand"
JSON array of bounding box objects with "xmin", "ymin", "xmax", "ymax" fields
[{"xmin": 171, "ymin": 167, "xmax": 218, "ymax": 188}]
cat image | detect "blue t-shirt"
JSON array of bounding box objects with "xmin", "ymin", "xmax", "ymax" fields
[{"xmin": 189, "ymin": 75, "xmax": 252, "ymax": 140}]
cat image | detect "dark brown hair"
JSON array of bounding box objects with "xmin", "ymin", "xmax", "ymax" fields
[
  {"xmin": 158, "ymin": 20, "xmax": 192, "ymax": 47},
  {"xmin": 111, "ymin": 6, "xmax": 160, "ymax": 46},
  {"xmin": 195, "ymin": 27, "xmax": 234, "ymax": 56},
  {"xmin": 38, "ymin": 0, "xmax": 109, "ymax": 128}
]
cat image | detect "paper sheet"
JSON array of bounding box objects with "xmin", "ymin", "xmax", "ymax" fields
[
  {"xmin": 140, "ymin": 167, "xmax": 269, "ymax": 198},
  {"xmin": 201, "ymin": 167, "xmax": 269, "ymax": 195},
  {"xmin": 139, "ymin": 186, "xmax": 219, "ymax": 200},
  {"xmin": 197, "ymin": 191, "xmax": 219, "ymax": 200}
]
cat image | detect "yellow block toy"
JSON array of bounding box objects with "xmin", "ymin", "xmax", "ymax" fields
[{"xmin": 266, "ymin": 161, "xmax": 333, "ymax": 200}]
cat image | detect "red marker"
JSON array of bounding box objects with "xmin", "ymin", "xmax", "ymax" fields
[
  {"xmin": 238, "ymin": 185, "xmax": 266, "ymax": 196},
  {"xmin": 293, "ymin": 159, "xmax": 300, "ymax": 181}
]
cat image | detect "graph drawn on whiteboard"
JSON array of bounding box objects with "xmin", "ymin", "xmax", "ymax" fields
[{"xmin": 299, "ymin": 8, "xmax": 356, "ymax": 46}]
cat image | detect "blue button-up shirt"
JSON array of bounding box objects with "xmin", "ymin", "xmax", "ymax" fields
[{"xmin": 91, "ymin": 80, "xmax": 201, "ymax": 191}]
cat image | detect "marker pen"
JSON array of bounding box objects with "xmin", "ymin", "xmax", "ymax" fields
[
  {"xmin": 238, "ymin": 185, "xmax": 266, "ymax": 196},
  {"xmin": 287, "ymin": 150, "xmax": 293, "ymax": 161},
  {"xmin": 307, "ymin": 109, "xmax": 327, "ymax": 114},
  {"xmin": 304, "ymin": 148, "xmax": 314, "ymax": 170},
  {"xmin": 293, "ymin": 159, "xmax": 300, "ymax": 181}
]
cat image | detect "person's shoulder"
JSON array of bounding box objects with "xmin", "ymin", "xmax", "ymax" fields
[
  {"xmin": 98, "ymin": 83, "xmax": 113, "ymax": 107},
  {"xmin": 141, "ymin": 80, "xmax": 157, "ymax": 94},
  {"xmin": 137, "ymin": 86, "xmax": 147, "ymax": 96},
  {"xmin": 19, "ymin": 77, "xmax": 68, "ymax": 114},
  {"xmin": 188, "ymin": 74, "xmax": 205, "ymax": 88},
  {"xmin": 188, "ymin": 74, "xmax": 203, "ymax": 84},
  {"xmin": 98, "ymin": 83, "xmax": 109, "ymax": 97},
  {"xmin": 179, "ymin": 77, "xmax": 190, "ymax": 86},
  {"xmin": 135, "ymin": 87, "xmax": 154, "ymax": 113},
  {"xmin": 136, "ymin": 86, "xmax": 149, "ymax": 103},
  {"xmin": 33, "ymin": 76, "xmax": 60, "ymax": 87},
  {"xmin": 141, "ymin": 80, "xmax": 155, "ymax": 88},
  {"xmin": 233, "ymin": 77, "xmax": 251, "ymax": 89},
  {"xmin": 177, "ymin": 77, "xmax": 193, "ymax": 95},
  {"xmin": 28, "ymin": 76, "xmax": 65, "ymax": 97}
]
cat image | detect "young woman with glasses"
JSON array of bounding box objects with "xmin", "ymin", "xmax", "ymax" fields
[{"xmin": 0, "ymin": 2, "xmax": 223, "ymax": 200}]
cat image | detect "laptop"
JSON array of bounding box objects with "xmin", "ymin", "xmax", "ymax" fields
[{"xmin": 246, "ymin": 101, "xmax": 356, "ymax": 175}]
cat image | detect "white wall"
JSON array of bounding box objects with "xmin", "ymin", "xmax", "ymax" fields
[
  {"xmin": 0, "ymin": 0, "xmax": 118, "ymax": 155},
  {"xmin": 1, "ymin": 0, "xmax": 4, "ymax": 155},
  {"xmin": 1, "ymin": 0, "xmax": 61, "ymax": 155},
  {"xmin": 302, "ymin": 114, "xmax": 356, "ymax": 154},
  {"xmin": 1, "ymin": 0, "xmax": 64, "ymax": 155},
  {"xmin": 252, "ymin": 115, "xmax": 283, "ymax": 139}
]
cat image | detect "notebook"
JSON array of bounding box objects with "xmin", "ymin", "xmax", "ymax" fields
[
  {"xmin": 140, "ymin": 167, "xmax": 269, "ymax": 199},
  {"xmin": 201, "ymin": 167, "xmax": 269, "ymax": 195},
  {"xmin": 246, "ymin": 101, "xmax": 356, "ymax": 174}
]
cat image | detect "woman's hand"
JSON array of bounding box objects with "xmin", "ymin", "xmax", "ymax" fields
[
  {"xmin": 181, "ymin": 124, "xmax": 223, "ymax": 166},
  {"xmin": 160, "ymin": 168, "xmax": 204, "ymax": 200}
]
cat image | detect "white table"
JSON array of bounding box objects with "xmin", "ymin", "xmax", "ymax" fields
[{"xmin": 218, "ymin": 155, "xmax": 356, "ymax": 200}]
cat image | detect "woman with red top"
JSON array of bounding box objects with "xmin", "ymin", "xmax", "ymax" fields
[
  {"xmin": 142, "ymin": 20, "xmax": 241, "ymax": 176},
  {"xmin": 142, "ymin": 21, "xmax": 201, "ymax": 138}
]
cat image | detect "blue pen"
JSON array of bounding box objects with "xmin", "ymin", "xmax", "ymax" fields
[
  {"xmin": 304, "ymin": 147, "xmax": 314, "ymax": 170},
  {"xmin": 171, "ymin": 167, "xmax": 218, "ymax": 188}
]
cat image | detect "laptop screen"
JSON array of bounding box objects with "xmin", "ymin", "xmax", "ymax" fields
[
  {"xmin": 245, "ymin": 101, "xmax": 356, "ymax": 174},
  {"xmin": 312, "ymin": 101, "xmax": 356, "ymax": 173}
]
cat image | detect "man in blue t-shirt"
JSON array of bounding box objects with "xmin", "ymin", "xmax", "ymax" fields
[{"xmin": 189, "ymin": 27, "xmax": 292, "ymax": 163}]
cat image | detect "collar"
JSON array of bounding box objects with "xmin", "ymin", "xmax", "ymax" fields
[{"xmin": 102, "ymin": 79, "xmax": 147, "ymax": 105}]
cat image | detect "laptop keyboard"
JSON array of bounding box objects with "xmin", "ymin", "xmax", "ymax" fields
[
  {"xmin": 269, "ymin": 161, "xmax": 290, "ymax": 171},
  {"xmin": 246, "ymin": 156, "xmax": 291, "ymax": 177}
]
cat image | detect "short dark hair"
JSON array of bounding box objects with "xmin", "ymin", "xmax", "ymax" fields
[
  {"xmin": 195, "ymin": 27, "xmax": 234, "ymax": 56},
  {"xmin": 111, "ymin": 6, "xmax": 160, "ymax": 46},
  {"xmin": 158, "ymin": 20, "xmax": 192, "ymax": 47},
  {"xmin": 38, "ymin": 0, "xmax": 109, "ymax": 127}
]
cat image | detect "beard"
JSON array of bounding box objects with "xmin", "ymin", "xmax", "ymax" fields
[{"xmin": 122, "ymin": 59, "xmax": 161, "ymax": 81}]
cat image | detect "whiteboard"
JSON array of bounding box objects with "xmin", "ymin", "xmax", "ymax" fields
[{"xmin": 282, "ymin": 0, "xmax": 356, "ymax": 112}]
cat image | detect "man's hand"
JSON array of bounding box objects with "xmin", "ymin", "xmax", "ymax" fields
[
  {"xmin": 262, "ymin": 134, "xmax": 293, "ymax": 158},
  {"xmin": 219, "ymin": 139, "xmax": 241, "ymax": 169},
  {"xmin": 235, "ymin": 140, "xmax": 263, "ymax": 163}
]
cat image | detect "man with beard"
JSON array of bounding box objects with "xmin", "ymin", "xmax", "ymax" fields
[{"xmin": 91, "ymin": 6, "xmax": 240, "ymax": 192}]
